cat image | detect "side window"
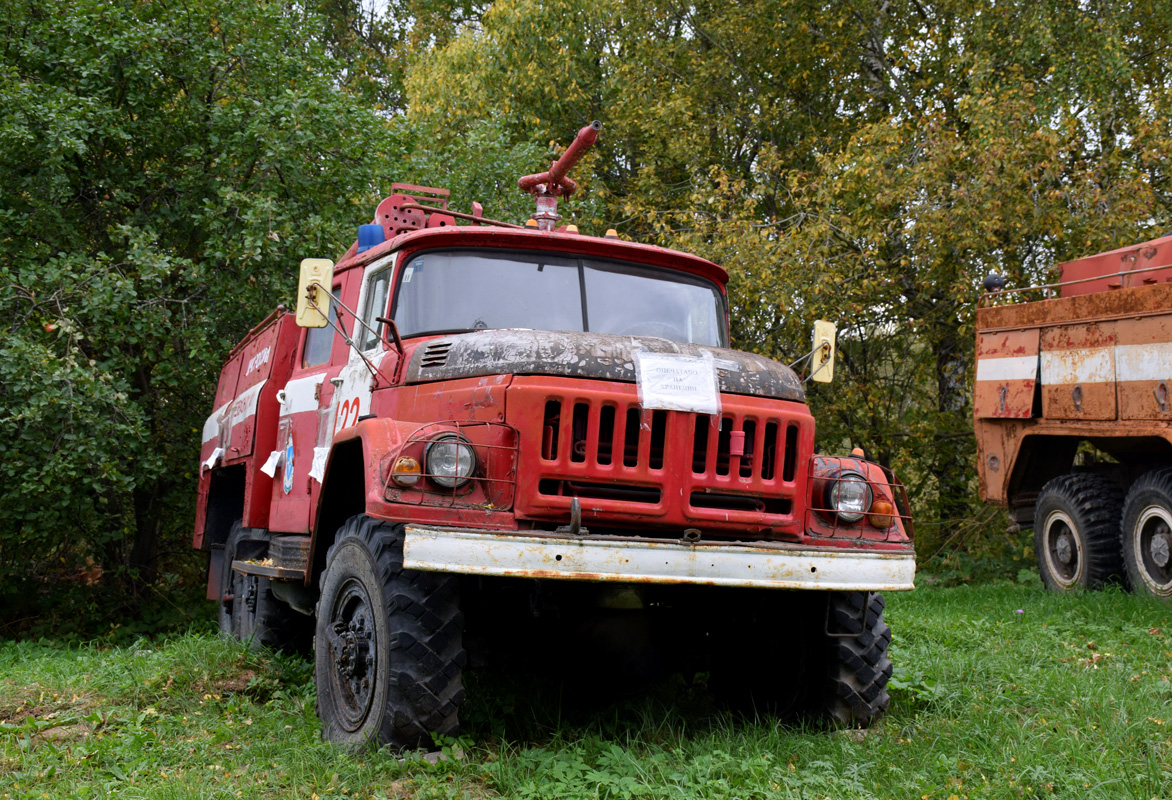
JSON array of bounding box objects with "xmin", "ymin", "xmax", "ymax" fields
[
  {"xmin": 358, "ymin": 267, "xmax": 392, "ymax": 351},
  {"xmin": 302, "ymin": 288, "xmax": 339, "ymax": 368}
]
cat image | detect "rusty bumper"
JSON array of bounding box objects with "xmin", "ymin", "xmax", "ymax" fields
[{"xmin": 402, "ymin": 526, "xmax": 916, "ymax": 591}]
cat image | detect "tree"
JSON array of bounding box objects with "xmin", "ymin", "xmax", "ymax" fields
[{"xmin": 0, "ymin": 0, "xmax": 390, "ymax": 598}]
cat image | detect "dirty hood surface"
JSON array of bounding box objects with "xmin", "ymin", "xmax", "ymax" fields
[{"xmin": 405, "ymin": 329, "xmax": 806, "ymax": 403}]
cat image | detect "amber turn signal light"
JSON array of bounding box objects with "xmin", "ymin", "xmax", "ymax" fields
[
  {"xmin": 868, "ymin": 499, "xmax": 896, "ymax": 529},
  {"xmin": 390, "ymin": 456, "xmax": 422, "ymax": 487}
]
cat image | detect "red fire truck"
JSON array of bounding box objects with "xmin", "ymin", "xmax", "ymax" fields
[
  {"xmin": 975, "ymin": 233, "xmax": 1172, "ymax": 600},
  {"xmin": 195, "ymin": 123, "xmax": 916, "ymax": 750}
]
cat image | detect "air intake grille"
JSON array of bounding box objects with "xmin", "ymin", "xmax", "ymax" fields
[
  {"xmin": 514, "ymin": 379, "xmax": 808, "ymax": 537},
  {"xmin": 420, "ymin": 340, "xmax": 453, "ymax": 368}
]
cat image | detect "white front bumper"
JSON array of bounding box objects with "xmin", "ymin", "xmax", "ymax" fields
[{"xmin": 403, "ymin": 526, "xmax": 916, "ymax": 591}]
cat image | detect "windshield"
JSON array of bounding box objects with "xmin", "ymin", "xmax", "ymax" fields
[{"xmin": 391, "ymin": 250, "xmax": 726, "ymax": 347}]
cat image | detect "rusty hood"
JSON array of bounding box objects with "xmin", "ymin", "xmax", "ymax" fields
[{"xmin": 405, "ymin": 330, "xmax": 806, "ymax": 403}]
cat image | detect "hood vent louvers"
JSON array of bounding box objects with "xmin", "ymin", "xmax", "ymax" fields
[{"xmin": 420, "ymin": 340, "xmax": 453, "ymax": 368}]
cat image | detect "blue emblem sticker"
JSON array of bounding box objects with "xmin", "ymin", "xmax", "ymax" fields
[{"xmin": 283, "ymin": 438, "xmax": 295, "ymax": 494}]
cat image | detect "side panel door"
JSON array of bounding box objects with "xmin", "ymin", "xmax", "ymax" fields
[
  {"xmin": 200, "ymin": 354, "xmax": 242, "ymax": 469},
  {"xmin": 1040, "ymin": 322, "xmax": 1117, "ymax": 420},
  {"xmin": 974, "ymin": 329, "xmax": 1039, "ymax": 418},
  {"xmin": 1116, "ymin": 313, "xmax": 1172, "ymax": 420}
]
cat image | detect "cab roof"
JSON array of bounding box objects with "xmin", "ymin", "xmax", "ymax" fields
[{"xmin": 332, "ymin": 225, "xmax": 730, "ymax": 290}]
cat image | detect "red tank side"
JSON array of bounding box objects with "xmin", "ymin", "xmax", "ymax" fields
[{"xmin": 1059, "ymin": 233, "xmax": 1172, "ymax": 298}]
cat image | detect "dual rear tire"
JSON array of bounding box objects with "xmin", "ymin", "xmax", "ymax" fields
[
  {"xmin": 1033, "ymin": 471, "xmax": 1172, "ymax": 601},
  {"xmin": 217, "ymin": 522, "xmax": 305, "ymax": 651},
  {"xmin": 1034, "ymin": 474, "xmax": 1124, "ymax": 592},
  {"xmin": 1120, "ymin": 470, "xmax": 1172, "ymax": 601}
]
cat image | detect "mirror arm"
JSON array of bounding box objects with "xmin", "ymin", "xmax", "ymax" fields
[{"xmin": 304, "ymin": 288, "xmax": 396, "ymax": 387}]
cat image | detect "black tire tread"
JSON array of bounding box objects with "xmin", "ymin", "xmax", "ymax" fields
[
  {"xmin": 826, "ymin": 591, "xmax": 892, "ymax": 727},
  {"xmin": 316, "ymin": 515, "xmax": 464, "ymax": 750},
  {"xmin": 220, "ymin": 522, "xmax": 306, "ymax": 652},
  {"xmin": 1120, "ymin": 467, "xmax": 1172, "ymax": 601},
  {"xmin": 1034, "ymin": 473, "xmax": 1125, "ymax": 591}
]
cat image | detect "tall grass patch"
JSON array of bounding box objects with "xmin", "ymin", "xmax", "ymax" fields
[{"xmin": 2, "ymin": 585, "xmax": 1170, "ymax": 799}]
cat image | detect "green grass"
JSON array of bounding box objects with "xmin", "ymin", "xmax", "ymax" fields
[{"xmin": 2, "ymin": 584, "xmax": 1170, "ymax": 799}]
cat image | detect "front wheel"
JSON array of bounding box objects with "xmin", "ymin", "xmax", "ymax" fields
[
  {"xmin": 1121, "ymin": 469, "xmax": 1172, "ymax": 601},
  {"xmin": 1034, "ymin": 474, "xmax": 1124, "ymax": 592},
  {"xmin": 314, "ymin": 515, "xmax": 465, "ymax": 751},
  {"xmin": 826, "ymin": 591, "xmax": 892, "ymax": 727}
]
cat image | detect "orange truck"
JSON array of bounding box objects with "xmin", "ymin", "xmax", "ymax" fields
[{"xmin": 975, "ymin": 233, "xmax": 1172, "ymax": 600}]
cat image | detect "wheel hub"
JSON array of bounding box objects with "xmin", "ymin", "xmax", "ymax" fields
[
  {"xmin": 1152, "ymin": 530, "xmax": 1171, "ymax": 569},
  {"xmin": 330, "ymin": 619, "xmax": 371, "ymax": 681},
  {"xmin": 1055, "ymin": 532, "xmax": 1075, "ymax": 565},
  {"xmin": 324, "ymin": 583, "xmax": 377, "ymax": 733}
]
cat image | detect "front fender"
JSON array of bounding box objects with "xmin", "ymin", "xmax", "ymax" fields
[{"xmin": 805, "ymin": 455, "xmax": 914, "ymax": 547}]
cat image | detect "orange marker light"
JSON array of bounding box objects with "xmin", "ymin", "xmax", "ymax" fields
[
  {"xmin": 868, "ymin": 499, "xmax": 896, "ymax": 529},
  {"xmin": 391, "ymin": 456, "xmax": 422, "ymax": 487}
]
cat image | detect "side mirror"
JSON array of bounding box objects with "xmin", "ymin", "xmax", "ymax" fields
[
  {"xmin": 295, "ymin": 258, "xmax": 334, "ymax": 328},
  {"xmin": 810, "ymin": 320, "xmax": 836, "ymax": 383}
]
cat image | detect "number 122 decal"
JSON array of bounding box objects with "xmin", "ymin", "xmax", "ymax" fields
[{"xmin": 334, "ymin": 397, "xmax": 363, "ymax": 433}]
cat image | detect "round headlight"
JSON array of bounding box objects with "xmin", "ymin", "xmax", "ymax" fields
[
  {"xmin": 425, "ymin": 433, "xmax": 476, "ymax": 488},
  {"xmin": 829, "ymin": 471, "xmax": 871, "ymax": 522}
]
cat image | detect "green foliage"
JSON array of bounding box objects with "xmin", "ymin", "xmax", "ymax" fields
[
  {"xmin": 0, "ymin": 0, "xmax": 390, "ymax": 595},
  {"xmin": 4, "ymin": 588, "xmax": 1172, "ymax": 798}
]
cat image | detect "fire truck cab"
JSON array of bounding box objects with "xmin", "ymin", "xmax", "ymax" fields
[{"xmin": 195, "ymin": 124, "xmax": 916, "ymax": 750}]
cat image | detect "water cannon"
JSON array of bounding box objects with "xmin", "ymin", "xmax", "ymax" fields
[{"xmin": 518, "ymin": 121, "xmax": 601, "ymax": 232}]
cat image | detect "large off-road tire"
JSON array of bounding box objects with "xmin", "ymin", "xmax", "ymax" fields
[
  {"xmin": 825, "ymin": 591, "xmax": 892, "ymax": 727},
  {"xmin": 314, "ymin": 515, "xmax": 465, "ymax": 751},
  {"xmin": 1121, "ymin": 469, "xmax": 1172, "ymax": 601},
  {"xmin": 218, "ymin": 522, "xmax": 305, "ymax": 651},
  {"xmin": 1034, "ymin": 474, "xmax": 1124, "ymax": 592}
]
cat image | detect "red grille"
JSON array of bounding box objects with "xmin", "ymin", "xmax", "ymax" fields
[{"xmin": 513, "ymin": 378, "xmax": 813, "ymax": 537}]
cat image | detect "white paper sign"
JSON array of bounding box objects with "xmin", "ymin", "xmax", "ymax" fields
[
  {"xmin": 634, "ymin": 352, "xmax": 721, "ymax": 415},
  {"xmin": 308, "ymin": 446, "xmax": 330, "ymax": 483},
  {"xmin": 259, "ymin": 449, "xmax": 283, "ymax": 478}
]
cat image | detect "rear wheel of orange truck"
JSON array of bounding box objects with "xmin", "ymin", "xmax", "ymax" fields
[
  {"xmin": 1034, "ymin": 474, "xmax": 1124, "ymax": 592},
  {"xmin": 1121, "ymin": 469, "xmax": 1172, "ymax": 601}
]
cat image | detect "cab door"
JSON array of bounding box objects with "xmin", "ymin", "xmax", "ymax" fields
[
  {"xmin": 267, "ymin": 255, "xmax": 402, "ymax": 533},
  {"xmin": 267, "ymin": 274, "xmax": 352, "ymax": 533},
  {"xmin": 328, "ymin": 256, "xmax": 400, "ymax": 441}
]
